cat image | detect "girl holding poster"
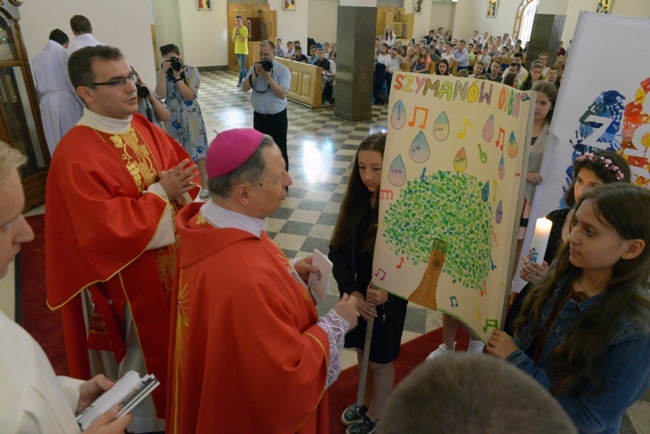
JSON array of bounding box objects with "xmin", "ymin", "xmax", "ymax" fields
[
  {"xmin": 487, "ymin": 183, "xmax": 650, "ymax": 434},
  {"xmin": 329, "ymin": 133, "xmax": 408, "ymax": 434},
  {"xmin": 505, "ymin": 150, "xmax": 630, "ymax": 333}
]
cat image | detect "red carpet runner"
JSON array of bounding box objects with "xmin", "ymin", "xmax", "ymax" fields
[
  {"xmin": 328, "ymin": 326, "xmax": 469, "ymax": 433},
  {"xmin": 19, "ymin": 214, "xmax": 68, "ymax": 375}
]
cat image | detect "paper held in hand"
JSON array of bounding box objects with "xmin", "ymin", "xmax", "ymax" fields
[
  {"xmin": 75, "ymin": 371, "xmax": 160, "ymax": 430},
  {"xmin": 308, "ymin": 249, "xmax": 333, "ymax": 304}
]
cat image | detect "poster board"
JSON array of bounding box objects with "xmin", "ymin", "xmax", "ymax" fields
[
  {"xmin": 515, "ymin": 12, "xmax": 650, "ymax": 292},
  {"xmin": 373, "ymin": 73, "xmax": 534, "ymax": 342}
]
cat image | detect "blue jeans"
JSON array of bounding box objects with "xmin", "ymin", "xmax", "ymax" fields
[{"xmin": 236, "ymin": 54, "xmax": 247, "ymax": 84}]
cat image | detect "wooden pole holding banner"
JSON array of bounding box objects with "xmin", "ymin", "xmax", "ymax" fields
[{"xmin": 356, "ymin": 317, "xmax": 374, "ymax": 406}]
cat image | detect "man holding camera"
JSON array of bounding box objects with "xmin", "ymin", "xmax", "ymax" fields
[{"xmin": 242, "ymin": 40, "xmax": 292, "ymax": 171}]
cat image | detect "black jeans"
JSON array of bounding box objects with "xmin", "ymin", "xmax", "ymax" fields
[{"xmin": 253, "ymin": 109, "xmax": 289, "ymax": 170}]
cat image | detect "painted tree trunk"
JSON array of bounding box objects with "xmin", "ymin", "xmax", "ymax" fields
[{"xmin": 407, "ymin": 238, "xmax": 448, "ymax": 310}]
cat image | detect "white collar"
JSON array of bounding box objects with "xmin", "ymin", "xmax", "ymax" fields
[
  {"xmin": 77, "ymin": 108, "xmax": 132, "ymax": 133},
  {"xmin": 199, "ymin": 200, "xmax": 265, "ymax": 238}
]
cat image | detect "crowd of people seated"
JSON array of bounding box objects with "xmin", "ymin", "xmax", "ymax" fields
[
  {"xmin": 274, "ymin": 37, "xmax": 338, "ymax": 104},
  {"xmin": 371, "ymin": 26, "xmax": 568, "ymax": 103},
  {"xmin": 275, "ymin": 27, "xmax": 567, "ymax": 106}
]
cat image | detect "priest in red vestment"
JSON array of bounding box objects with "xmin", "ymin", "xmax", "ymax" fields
[
  {"xmin": 45, "ymin": 46, "xmax": 198, "ymax": 433},
  {"xmin": 166, "ymin": 128, "xmax": 359, "ymax": 434}
]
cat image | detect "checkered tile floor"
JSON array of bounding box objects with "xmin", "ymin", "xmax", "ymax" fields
[{"xmin": 197, "ymin": 70, "xmax": 649, "ymax": 433}]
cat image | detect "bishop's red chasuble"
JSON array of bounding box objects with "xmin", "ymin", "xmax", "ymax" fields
[{"xmin": 167, "ymin": 203, "xmax": 330, "ymax": 434}]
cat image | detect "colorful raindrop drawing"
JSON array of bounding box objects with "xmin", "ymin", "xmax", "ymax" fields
[
  {"xmin": 410, "ymin": 131, "xmax": 431, "ymax": 163},
  {"xmin": 481, "ymin": 181, "xmax": 489, "ymax": 202},
  {"xmin": 498, "ymin": 154, "xmax": 505, "ymax": 180},
  {"xmin": 483, "ymin": 114, "xmax": 494, "ymax": 142},
  {"xmin": 392, "ymin": 100, "xmax": 407, "ymax": 130},
  {"xmin": 389, "ymin": 155, "xmax": 407, "ymax": 186},
  {"xmin": 508, "ymin": 131, "xmax": 518, "ymax": 158},
  {"xmin": 453, "ymin": 148, "xmax": 468, "ymax": 173},
  {"xmin": 433, "ymin": 111, "xmax": 450, "ymax": 141},
  {"xmin": 495, "ymin": 200, "xmax": 503, "ymax": 223}
]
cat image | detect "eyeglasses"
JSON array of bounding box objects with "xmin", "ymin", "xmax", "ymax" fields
[{"xmin": 85, "ymin": 72, "xmax": 138, "ymax": 88}]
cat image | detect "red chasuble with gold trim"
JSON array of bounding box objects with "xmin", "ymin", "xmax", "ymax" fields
[
  {"xmin": 167, "ymin": 203, "xmax": 330, "ymax": 434},
  {"xmin": 46, "ymin": 113, "xmax": 197, "ymax": 419}
]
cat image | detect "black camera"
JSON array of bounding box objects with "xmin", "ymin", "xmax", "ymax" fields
[
  {"xmin": 259, "ymin": 59, "xmax": 273, "ymax": 72},
  {"xmin": 170, "ymin": 57, "xmax": 183, "ymax": 72},
  {"xmin": 136, "ymin": 84, "xmax": 149, "ymax": 98}
]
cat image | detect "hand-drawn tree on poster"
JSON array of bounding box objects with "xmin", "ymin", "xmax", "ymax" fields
[{"xmin": 383, "ymin": 170, "xmax": 493, "ymax": 309}]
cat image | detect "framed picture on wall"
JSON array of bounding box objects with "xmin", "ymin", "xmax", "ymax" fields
[
  {"xmin": 413, "ymin": 0, "xmax": 423, "ymax": 15},
  {"xmin": 197, "ymin": 0, "xmax": 211, "ymax": 11},
  {"xmin": 596, "ymin": 0, "xmax": 612, "ymax": 14},
  {"xmin": 283, "ymin": 0, "xmax": 296, "ymax": 11},
  {"xmin": 487, "ymin": 0, "xmax": 498, "ymax": 18}
]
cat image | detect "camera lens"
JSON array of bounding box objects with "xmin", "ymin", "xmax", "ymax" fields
[
  {"xmin": 137, "ymin": 84, "xmax": 149, "ymax": 98},
  {"xmin": 170, "ymin": 57, "xmax": 183, "ymax": 72}
]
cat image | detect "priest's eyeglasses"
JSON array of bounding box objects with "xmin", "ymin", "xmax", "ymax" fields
[{"xmin": 86, "ymin": 73, "xmax": 138, "ymax": 88}]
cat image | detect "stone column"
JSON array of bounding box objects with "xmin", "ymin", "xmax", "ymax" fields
[
  {"xmin": 333, "ymin": 0, "xmax": 376, "ymax": 121},
  {"xmin": 526, "ymin": 0, "xmax": 569, "ymax": 70}
]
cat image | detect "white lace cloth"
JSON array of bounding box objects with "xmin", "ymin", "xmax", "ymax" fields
[{"xmin": 317, "ymin": 309, "xmax": 350, "ymax": 388}]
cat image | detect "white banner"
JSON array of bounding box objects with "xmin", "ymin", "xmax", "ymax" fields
[{"xmin": 515, "ymin": 12, "xmax": 650, "ymax": 291}]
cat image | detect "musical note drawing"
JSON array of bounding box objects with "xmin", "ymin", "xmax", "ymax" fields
[
  {"xmin": 482, "ymin": 318, "xmax": 499, "ymax": 332},
  {"xmin": 490, "ymin": 252, "xmax": 497, "ymax": 270},
  {"xmin": 495, "ymin": 127, "xmax": 505, "ymax": 150},
  {"xmin": 480, "ymin": 281, "xmax": 487, "ymax": 297},
  {"xmin": 380, "ymin": 189, "xmax": 394, "ymax": 200},
  {"xmin": 450, "ymin": 295, "xmax": 458, "ymax": 307},
  {"xmin": 477, "ymin": 143, "xmax": 487, "ymax": 163},
  {"xmin": 420, "ymin": 167, "xmax": 427, "ymax": 182},
  {"xmin": 492, "ymin": 178, "xmax": 498, "ymax": 202},
  {"xmin": 374, "ymin": 267, "xmax": 386, "ymax": 281},
  {"xmin": 457, "ymin": 118, "xmax": 474, "ymax": 139},
  {"xmin": 407, "ymin": 106, "xmax": 429, "ymax": 129},
  {"xmin": 492, "ymin": 230, "xmax": 498, "ymax": 246},
  {"xmin": 396, "ymin": 256, "xmax": 405, "ymax": 269}
]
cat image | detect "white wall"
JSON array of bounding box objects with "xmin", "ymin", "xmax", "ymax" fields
[
  {"xmin": 277, "ymin": 0, "xmax": 310, "ymax": 47},
  {"xmin": 177, "ymin": 0, "xmax": 228, "ymax": 67},
  {"xmin": 451, "ymin": 0, "xmax": 520, "ymax": 41},
  {"xmin": 19, "ymin": 0, "xmax": 158, "ymax": 86},
  {"xmin": 308, "ymin": 0, "xmax": 339, "ymax": 43},
  {"xmin": 152, "ymin": 0, "xmax": 184, "ymax": 66}
]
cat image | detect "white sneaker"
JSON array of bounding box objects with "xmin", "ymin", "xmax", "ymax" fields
[
  {"xmin": 467, "ymin": 338, "xmax": 486, "ymax": 354},
  {"xmin": 426, "ymin": 342, "xmax": 456, "ymax": 361}
]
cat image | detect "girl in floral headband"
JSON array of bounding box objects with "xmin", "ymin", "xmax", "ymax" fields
[
  {"xmin": 565, "ymin": 150, "xmax": 630, "ymax": 205},
  {"xmin": 505, "ymin": 149, "xmax": 630, "ymax": 333}
]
